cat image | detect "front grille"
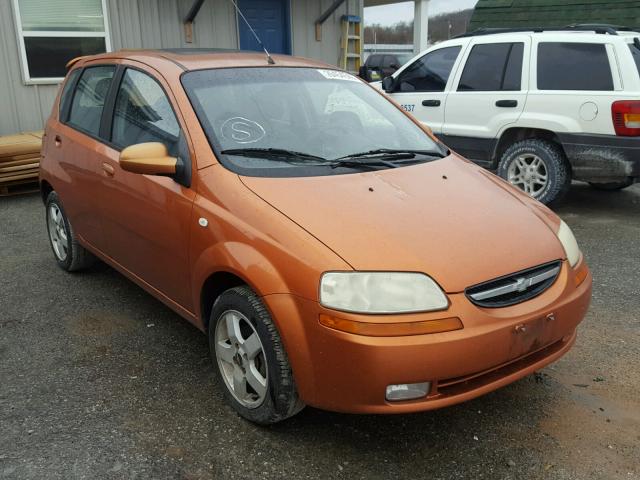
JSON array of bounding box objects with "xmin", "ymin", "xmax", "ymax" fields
[{"xmin": 465, "ymin": 260, "xmax": 562, "ymax": 308}]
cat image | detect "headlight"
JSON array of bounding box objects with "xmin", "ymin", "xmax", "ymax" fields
[
  {"xmin": 320, "ymin": 272, "xmax": 448, "ymax": 314},
  {"xmin": 557, "ymin": 220, "xmax": 581, "ymax": 267}
]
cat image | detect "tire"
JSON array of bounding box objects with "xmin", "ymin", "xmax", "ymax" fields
[
  {"xmin": 45, "ymin": 191, "xmax": 95, "ymax": 272},
  {"xmin": 588, "ymin": 178, "xmax": 634, "ymax": 191},
  {"xmin": 497, "ymin": 139, "xmax": 571, "ymax": 205},
  {"xmin": 208, "ymin": 286, "xmax": 304, "ymax": 424}
]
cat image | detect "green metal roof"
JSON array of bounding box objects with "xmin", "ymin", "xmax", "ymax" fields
[{"xmin": 469, "ymin": 0, "xmax": 640, "ymax": 30}]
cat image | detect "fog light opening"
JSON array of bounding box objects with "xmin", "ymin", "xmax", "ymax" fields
[{"xmin": 385, "ymin": 382, "xmax": 431, "ymax": 401}]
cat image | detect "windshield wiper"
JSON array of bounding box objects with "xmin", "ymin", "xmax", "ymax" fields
[
  {"xmin": 334, "ymin": 148, "xmax": 448, "ymax": 161},
  {"xmin": 220, "ymin": 148, "xmax": 328, "ymax": 163}
]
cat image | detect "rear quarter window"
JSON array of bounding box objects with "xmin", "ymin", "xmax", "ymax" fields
[
  {"xmin": 58, "ymin": 68, "xmax": 81, "ymax": 122},
  {"xmin": 537, "ymin": 42, "xmax": 613, "ymax": 91},
  {"xmin": 629, "ymin": 43, "xmax": 640, "ymax": 76}
]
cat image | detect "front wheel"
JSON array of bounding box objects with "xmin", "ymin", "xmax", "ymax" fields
[
  {"xmin": 208, "ymin": 286, "xmax": 304, "ymax": 424},
  {"xmin": 497, "ymin": 139, "xmax": 571, "ymax": 205}
]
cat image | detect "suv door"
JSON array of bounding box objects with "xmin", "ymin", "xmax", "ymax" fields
[
  {"xmin": 98, "ymin": 66, "xmax": 197, "ymax": 311},
  {"xmin": 442, "ymin": 35, "xmax": 530, "ymax": 164},
  {"xmin": 54, "ymin": 65, "xmax": 116, "ymax": 252},
  {"xmin": 385, "ymin": 43, "xmax": 466, "ymax": 133}
]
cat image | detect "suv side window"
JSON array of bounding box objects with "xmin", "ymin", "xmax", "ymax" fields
[
  {"xmin": 67, "ymin": 66, "xmax": 115, "ymax": 137},
  {"xmin": 398, "ymin": 46, "xmax": 462, "ymax": 92},
  {"xmin": 628, "ymin": 44, "xmax": 640, "ymax": 77},
  {"xmin": 458, "ymin": 43, "xmax": 524, "ymax": 91},
  {"xmin": 111, "ymin": 69, "xmax": 181, "ymax": 154},
  {"xmin": 538, "ymin": 43, "xmax": 613, "ymax": 91}
]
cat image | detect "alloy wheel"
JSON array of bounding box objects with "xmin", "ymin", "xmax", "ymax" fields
[
  {"xmin": 47, "ymin": 204, "xmax": 68, "ymax": 261},
  {"xmin": 214, "ymin": 310, "xmax": 268, "ymax": 408},
  {"xmin": 507, "ymin": 153, "xmax": 549, "ymax": 198}
]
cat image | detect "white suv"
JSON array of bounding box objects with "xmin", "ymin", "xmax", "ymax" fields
[{"xmin": 379, "ymin": 25, "xmax": 640, "ymax": 204}]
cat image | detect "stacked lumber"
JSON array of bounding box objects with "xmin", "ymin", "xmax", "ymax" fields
[{"xmin": 0, "ymin": 131, "xmax": 42, "ymax": 196}]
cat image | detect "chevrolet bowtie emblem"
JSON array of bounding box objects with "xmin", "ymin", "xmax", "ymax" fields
[{"xmin": 514, "ymin": 277, "xmax": 532, "ymax": 292}]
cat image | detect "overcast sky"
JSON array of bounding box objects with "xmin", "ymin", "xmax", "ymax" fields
[{"xmin": 364, "ymin": 0, "xmax": 479, "ymax": 26}]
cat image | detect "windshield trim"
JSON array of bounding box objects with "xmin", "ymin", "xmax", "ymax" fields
[{"xmin": 179, "ymin": 66, "xmax": 447, "ymax": 178}]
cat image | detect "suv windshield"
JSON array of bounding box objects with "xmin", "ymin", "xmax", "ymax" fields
[{"xmin": 181, "ymin": 67, "xmax": 446, "ymax": 177}]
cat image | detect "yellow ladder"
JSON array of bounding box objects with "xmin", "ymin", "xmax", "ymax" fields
[{"xmin": 340, "ymin": 15, "xmax": 362, "ymax": 74}]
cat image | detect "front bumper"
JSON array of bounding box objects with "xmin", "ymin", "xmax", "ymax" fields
[
  {"xmin": 263, "ymin": 260, "xmax": 592, "ymax": 414},
  {"xmin": 557, "ymin": 133, "xmax": 640, "ymax": 182}
]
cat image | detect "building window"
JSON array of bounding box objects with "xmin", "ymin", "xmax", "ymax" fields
[{"xmin": 12, "ymin": 0, "xmax": 111, "ymax": 83}]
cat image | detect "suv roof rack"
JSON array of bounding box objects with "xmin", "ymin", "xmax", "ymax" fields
[{"xmin": 457, "ymin": 24, "xmax": 637, "ymax": 38}]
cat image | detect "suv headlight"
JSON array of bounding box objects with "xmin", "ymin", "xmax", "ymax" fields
[
  {"xmin": 557, "ymin": 220, "xmax": 581, "ymax": 267},
  {"xmin": 320, "ymin": 272, "xmax": 448, "ymax": 314}
]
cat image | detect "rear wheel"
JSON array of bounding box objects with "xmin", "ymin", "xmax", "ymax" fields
[
  {"xmin": 45, "ymin": 191, "xmax": 95, "ymax": 271},
  {"xmin": 208, "ymin": 286, "xmax": 304, "ymax": 424},
  {"xmin": 588, "ymin": 178, "xmax": 634, "ymax": 191},
  {"xmin": 497, "ymin": 139, "xmax": 571, "ymax": 205}
]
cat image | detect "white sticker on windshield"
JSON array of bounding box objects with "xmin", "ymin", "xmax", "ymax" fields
[{"xmin": 317, "ymin": 69, "xmax": 360, "ymax": 82}]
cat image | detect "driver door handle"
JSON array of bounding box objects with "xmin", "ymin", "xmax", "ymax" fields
[
  {"xmin": 496, "ymin": 100, "xmax": 518, "ymax": 108},
  {"xmin": 102, "ymin": 162, "xmax": 115, "ymax": 177}
]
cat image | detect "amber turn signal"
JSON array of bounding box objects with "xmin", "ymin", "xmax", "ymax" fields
[
  {"xmin": 319, "ymin": 314, "xmax": 463, "ymax": 337},
  {"xmin": 574, "ymin": 260, "xmax": 589, "ymax": 287}
]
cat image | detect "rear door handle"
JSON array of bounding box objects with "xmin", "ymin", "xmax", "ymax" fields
[
  {"xmin": 422, "ymin": 99, "xmax": 441, "ymax": 107},
  {"xmin": 102, "ymin": 162, "xmax": 115, "ymax": 177},
  {"xmin": 496, "ymin": 100, "xmax": 518, "ymax": 108},
  {"xmin": 54, "ymin": 135, "xmax": 62, "ymax": 147}
]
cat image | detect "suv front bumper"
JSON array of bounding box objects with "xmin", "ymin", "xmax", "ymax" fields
[{"xmin": 558, "ymin": 133, "xmax": 640, "ymax": 182}]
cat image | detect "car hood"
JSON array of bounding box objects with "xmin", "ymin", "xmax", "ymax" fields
[{"xmin": 239, "ymin": 156, "xmax": 565, "ymax": 293}]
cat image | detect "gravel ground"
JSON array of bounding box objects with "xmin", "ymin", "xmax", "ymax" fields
[{"xmin": 1, "ymin": 183, "xmax": 639, "ymax": 480}]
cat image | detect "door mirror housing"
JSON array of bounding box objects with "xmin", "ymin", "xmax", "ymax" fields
[
  {"xmin": 119, "ymin": 142, "xmax": 178, "ymax": 176},
  {"xmin": 382, "ymin": 75, "xmax": 396, "ymax": 92}
]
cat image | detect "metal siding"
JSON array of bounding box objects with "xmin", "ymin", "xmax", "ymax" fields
[
  {"xmin": 0, "ymin": 0, "xmax": 360, "ymax": 136},
  {"xmin": 292, "ymin": 0, "xmax": 363, "ymax": 65}
]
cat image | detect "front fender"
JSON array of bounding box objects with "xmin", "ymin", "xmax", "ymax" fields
[{"xmin": 191, "ymin": 240, "xmax": 289, "ymax": 317}]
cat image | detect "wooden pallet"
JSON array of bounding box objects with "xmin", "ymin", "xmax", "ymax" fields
[
  {"xmin": 0, "ymin": 179, "xmax": 39, "ymax": 197},
  {"xmin": 0, "ymin": 131, "xmax": 42, "ymax": 196}
]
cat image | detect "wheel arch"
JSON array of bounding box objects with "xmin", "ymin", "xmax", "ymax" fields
[
  {"xmin": 493, "ymin": 127, "xmax": 568, "ymax": 167},
  {"xmin": 40, "ymin": 179, "xmax": 54, "ymax": 204},
  {"xmin": 193, "ymin": 241, "xmax": 290, "ymax": 331}
]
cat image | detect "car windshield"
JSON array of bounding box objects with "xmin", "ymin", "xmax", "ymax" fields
[{"xmin": 181, "ymin": 67, "xmax": 446, "ymax": 177}]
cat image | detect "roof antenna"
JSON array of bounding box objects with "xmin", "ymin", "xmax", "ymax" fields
[{"xmin": 229, "ymin": 0, "xmax": 275, "ymax": 64}]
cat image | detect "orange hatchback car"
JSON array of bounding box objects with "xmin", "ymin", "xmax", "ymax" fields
[{"xmin": 40, "ymin": 50, "xmax": 592, "ymax": 424}]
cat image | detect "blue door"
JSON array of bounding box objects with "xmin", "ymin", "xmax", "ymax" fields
[{"xmin": 237, "ymin": 0, "xmax": 291, "ymax": 55}]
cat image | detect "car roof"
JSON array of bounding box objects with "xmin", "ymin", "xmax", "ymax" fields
[{"xmin": 70, "ymin": 49, "xmax": 333, "ymax": 72}]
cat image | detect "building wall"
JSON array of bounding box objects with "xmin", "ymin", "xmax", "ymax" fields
[{"xmin": 0, "ymin": 0, "xmax": 362, "ymax": 136}]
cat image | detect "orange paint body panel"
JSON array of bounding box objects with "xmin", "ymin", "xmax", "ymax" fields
[{"xmin": 40, "ymin": 50, "xmax": 592, "ymax": 414}]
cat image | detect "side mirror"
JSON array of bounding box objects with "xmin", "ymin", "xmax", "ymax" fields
[
  {"xmin": 382, "ymin": 75, "xmax": 396, "ymax": 92},
  {"xmin": 119, "ymin": 142, "xmax": 177, "ymax": 176}
]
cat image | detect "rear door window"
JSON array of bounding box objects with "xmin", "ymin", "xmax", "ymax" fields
[
  {"xmin": 67, "ymin": 66, "xmax": 115, "ymax": 137},
  {"xmin": 537, "ymin": 43, "xmax": 613, "ymax": 91},
  {"xmin": 111, "ymin": 69, "xmax": 181, "ymax": 154},
  {"xmin": 398, "ymin": 46, "xmax": 462, "ymax": 92},
  {"xmin": 458, "ymin": 43, "xmax": 524, "ymax": 91}
]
